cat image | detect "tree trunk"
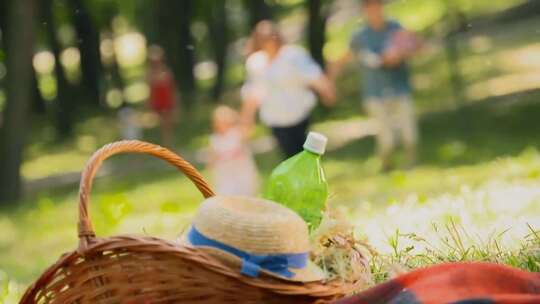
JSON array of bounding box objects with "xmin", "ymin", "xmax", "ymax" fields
[
  {"xmin": 0, "ymin": 0, "xmax": 7, "ymax": 49},
  {"xmin": 31, "ymin": 70, "xmax": 46, "ymax": 114},
  {"xmin": 208, "ymin": 0, "xmax": 228, "ymax": 101},
  {"xmin": 444, "ymin": 34, "xmax": 465, "ymax": 107},
  {"xmin": 43, "ymin": 0, "xmax": 73, "ymax": 137},
  {"xmin": 156, "ymin": 0, "xmax": 196, "ymax": 106},
  {"xmin": 1, "ymin": 0, "xmax": 44, "ymax": 116},
  {"xmin": 307, "ymin": 0, "xmax": 329, "ymax": 67},
  {"xmin": 0, "ymin": 0, "xmax": 7, "ymax": 102},
  {"xmin": 176, "ymin": 0, "xmax": 196, "ymax": 104},
  {"xmin": 68, "ymin": 0, "xmax": 103, "ymax": 106},
  {"xmin": 0, "ymin": 0, "xmax": 37, "ymax": 203},
  {"xmin": 243, "ymin": 0, "xmax": 272, "ymax": 28},
  {"xmin": 138, "ymin": 1, "xmax": 158, "ymax": 45},
  {"xmin": 443, "ymin": 0, "xmax": 467, "ymax": 108}
]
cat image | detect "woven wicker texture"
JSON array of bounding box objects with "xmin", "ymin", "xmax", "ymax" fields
[{"xmin": 20, "ymin": 140, "xmax": 360, "ymax": 304}]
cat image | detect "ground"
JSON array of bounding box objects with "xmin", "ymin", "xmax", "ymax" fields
[{"xmin": 2, "ymin": 14, "xmax": 540, "ymax": 302}]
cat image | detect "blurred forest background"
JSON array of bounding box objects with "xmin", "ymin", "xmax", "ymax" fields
[{"xmin": 2, "ymin": 0, "xmax": 540, "ymax": 300}]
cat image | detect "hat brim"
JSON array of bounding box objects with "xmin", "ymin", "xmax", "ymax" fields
[{"xmin": 179, "ymin": 231, "xmax": 325, "ymax": 283}]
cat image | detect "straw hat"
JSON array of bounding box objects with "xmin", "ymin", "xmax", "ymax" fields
[{"xmin": 182, "ymin": 196, "xmax": 325, "ymax": 282}]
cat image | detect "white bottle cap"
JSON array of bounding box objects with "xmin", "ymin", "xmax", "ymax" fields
[{"xmin": 303, "ymin": 132, "xmax": 328, "ymax": 155}]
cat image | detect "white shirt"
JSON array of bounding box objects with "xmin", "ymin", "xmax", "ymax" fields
[{"xmin": 242, "ymin": 45, "xmax": 322, "ymax": 127}]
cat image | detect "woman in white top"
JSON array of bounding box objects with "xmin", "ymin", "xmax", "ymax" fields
[{"xmin": 241, "ymin": 21, "xmax": 336, "ymax": 158}]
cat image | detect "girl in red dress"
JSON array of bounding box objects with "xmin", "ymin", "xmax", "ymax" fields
[{"xmin": 147, "ymin": 45, "xmax": 178, "ymax": 147}]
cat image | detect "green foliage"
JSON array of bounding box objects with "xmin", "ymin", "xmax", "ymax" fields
[
  {"xmin": 0, "ymin": 271, "xmax": 23, "ymax": 304},
  {"xmin": 94, "ymin": 193, "xmax": 133, "ymax": 235},
  {"xmin": 386, "ymin": 0, "xmax": 527, "ymax": 32}
]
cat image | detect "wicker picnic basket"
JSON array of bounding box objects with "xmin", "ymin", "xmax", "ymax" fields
[{"xmin": 20, "ymin": 140, "xmax": 359, "ymax": 304}]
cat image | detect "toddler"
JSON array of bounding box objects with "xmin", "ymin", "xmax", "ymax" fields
[{"xmin": 208, "ymin": 106, "xmax": 259, "ymax": 196}]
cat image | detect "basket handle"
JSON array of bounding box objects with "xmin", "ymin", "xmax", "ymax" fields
[{"xmin": 77, "ymin": 140, "xmax": 215, "ymax": 250}]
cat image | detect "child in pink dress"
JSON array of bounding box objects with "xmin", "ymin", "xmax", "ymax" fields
[{"xmin": 208, "ymin": 106, "xmax": 259, "ymax": 196}]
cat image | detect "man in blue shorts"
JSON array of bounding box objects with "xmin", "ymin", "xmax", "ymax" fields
[{"xmin": 330, "ymin": 0, "xmax": 420, "ymax": 171}]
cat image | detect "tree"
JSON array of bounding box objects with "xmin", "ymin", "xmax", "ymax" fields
[
  {"xmin": 1, "ymin": 0, "xmax": 44, "ymax": 116},
  {"xmin": 243, "ymin": 0, "xmax": 272, "ymax": 28},
  {"xmin": 207, "ymin": 0, "xmax": 229, "ymax": 100},
  {"xmin": 91, "ymin": 2, "xmax": 125, "ymax": 106},
  {"xmin": 43, "ymin": 0, "xmax": 74, "ymax": 137},
  {"xmin": 0, "ymin": 0, "xmax": 7, "ymax": 48},
  {"xmin": 155, "ymin": 0, "xmax": 196, "ymax": 106},
  {"xmin": 31, "ymin": 71, "xmax": 47, "ymax": 114},
  {"xmin": 0, "ymin": 0, "xmax": 37, "ymax": 203},
  {"xmin": 68, "ymin": 0, "xmax": 103, "ymax": 106},
  {"xmin": 0, "ymin": 0, "xmax": 7, "ymax": 103},
  {"xmin": 443, "ymin": 0, "xmax": 467, "ymax": 108},
  {"xmin": 306, "ymin": 0, "xmax": 331, "ymax": 67}
]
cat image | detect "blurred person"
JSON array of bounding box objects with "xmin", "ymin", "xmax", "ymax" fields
[
  {"xmin": 241, "ymin": 20, "xmax": 336, "ymax": 159},
  {"xmin": 147, "ymin": 45, "xmax": 178, "ymax": 147},
  {"xmin": 117, "ymin": 105, "xmax": 142, "ymax": 140},
  {"xmin": 208, "ymin": 105, "xmax": 259, "ymax": 196},
  {"xmin": 329, "ymin": 0, "xmax": 422, "ymax": 171}
]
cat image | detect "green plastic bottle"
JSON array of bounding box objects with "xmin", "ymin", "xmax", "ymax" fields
[{"xmin": 264, "ymin": 132, "xmax": 328, "ymax": 229}]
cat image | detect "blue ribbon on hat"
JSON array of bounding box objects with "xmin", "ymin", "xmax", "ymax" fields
[{"xmin": 188, "ymin": 227, "xmax": 308, "ymax": 278}]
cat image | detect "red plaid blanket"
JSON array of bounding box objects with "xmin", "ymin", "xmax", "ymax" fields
[{"xmin": 333, "ymin": 262, "xmax": 540, "ymax": 304}]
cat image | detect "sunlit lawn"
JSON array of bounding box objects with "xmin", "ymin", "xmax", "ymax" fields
[
  {"xmin": 20, "ymin": 16, "xmax": 540, "ymax": 181},
  {"xmin": 4, "ymin": 12, "xmax": 540, "ymax": 303},
  {"xmin": 4, "ymin": 92, "xmax": 540, "ymax": 288}
]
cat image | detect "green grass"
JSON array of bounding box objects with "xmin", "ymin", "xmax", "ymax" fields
[
  {"xmin": 3, "ymin": 8, "xmax": 540, "ymax": 302},
  {"xmin": 4, "ymin": 96, "xmax": 540, "ymax": 289}
]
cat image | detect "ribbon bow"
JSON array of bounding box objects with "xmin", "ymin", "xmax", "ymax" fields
[{"xmin": 188, "ymin": 227, "xmax": 308, "ymax": 278}]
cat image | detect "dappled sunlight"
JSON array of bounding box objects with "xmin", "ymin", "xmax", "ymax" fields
[
  {"xmin": 194, "ymin": 61, "xmax": 218, "ymax": 81},
  {"xmin": 32, "ymin": 51, "xmax": 59, "ymax": 100},
  {"xmin": 387, "ymin": 0, "xmax": 446, "ymax": 32},
  {"xmin": 123, "ymin": 81, "xmax": 149, "ymax": 104},
  {"xmin": 22, "ymin": 150, "xmax": 91, "ymax": 180},
  {"xmin": 327, "ymin": 147, "xmax": 540, "ymax": 208},
  {"xmin": 468, "ymin": 35, "xmax": 493, "ymax": 53},
  {"xmin": 313, "ymin": 117, "xmax": 378, "ymax": 151},
  {"xmin": 23, "ymin": 133, "xmax": 540, "ymax": 285},
  {"xmin": 60, "ymin": 47, "xmax": 81, "ymax": 83},
  {"xmin": 4, "ymin": 1, "xmax": 540, "ymax": 299},
  {"xmin": 0, "ymin": 217, "xmax": 17, "ymax": 246},
  {"xmin": 460, "ymin": 43, "xmax": 540, "ymax": 101},
  {"xmin": 0, "ymin": 195, "xmax": 78, "ymax": 283},
  {"xmin": 117, "ymin": 212, "xmax": 193, "ymax": 240},
  {"xmin": 23, "ymin": 116, "xmax": 123, "ymax": 181},
  {"xmin": 32, "ymin": 51, "xmax": 55, "ymax": 75},
  {"xmin": 0, "ymin": 172, "xmax": 205, "ymax": 284},
  {"xmin": 342, "ymin": 149, "xmax": 540, "ymax": 257},
  {"xmin": 59, "ymin": 47, "xmax": 81, "ymax": 70},
  {"xmin": 114, "ymin": 32, "xmax": 147, "ymax": 68},
  {"xmin": 100, "ymin": 37, "xmax": 115, "ymax": 65},
  {"xmin": 467, "ymin": 71, "xmax": 540, "ymax": 100},
  {"xmin": 498, "ymin": 43, "xmax": 540, "ymax": 71},
  {"xmin": 355, "ymin": 180, "xmax": 540, "ymax": 255},
  {"xmin": 106, "ymin": 88, "xmax": 123, "ymax": 108}
]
